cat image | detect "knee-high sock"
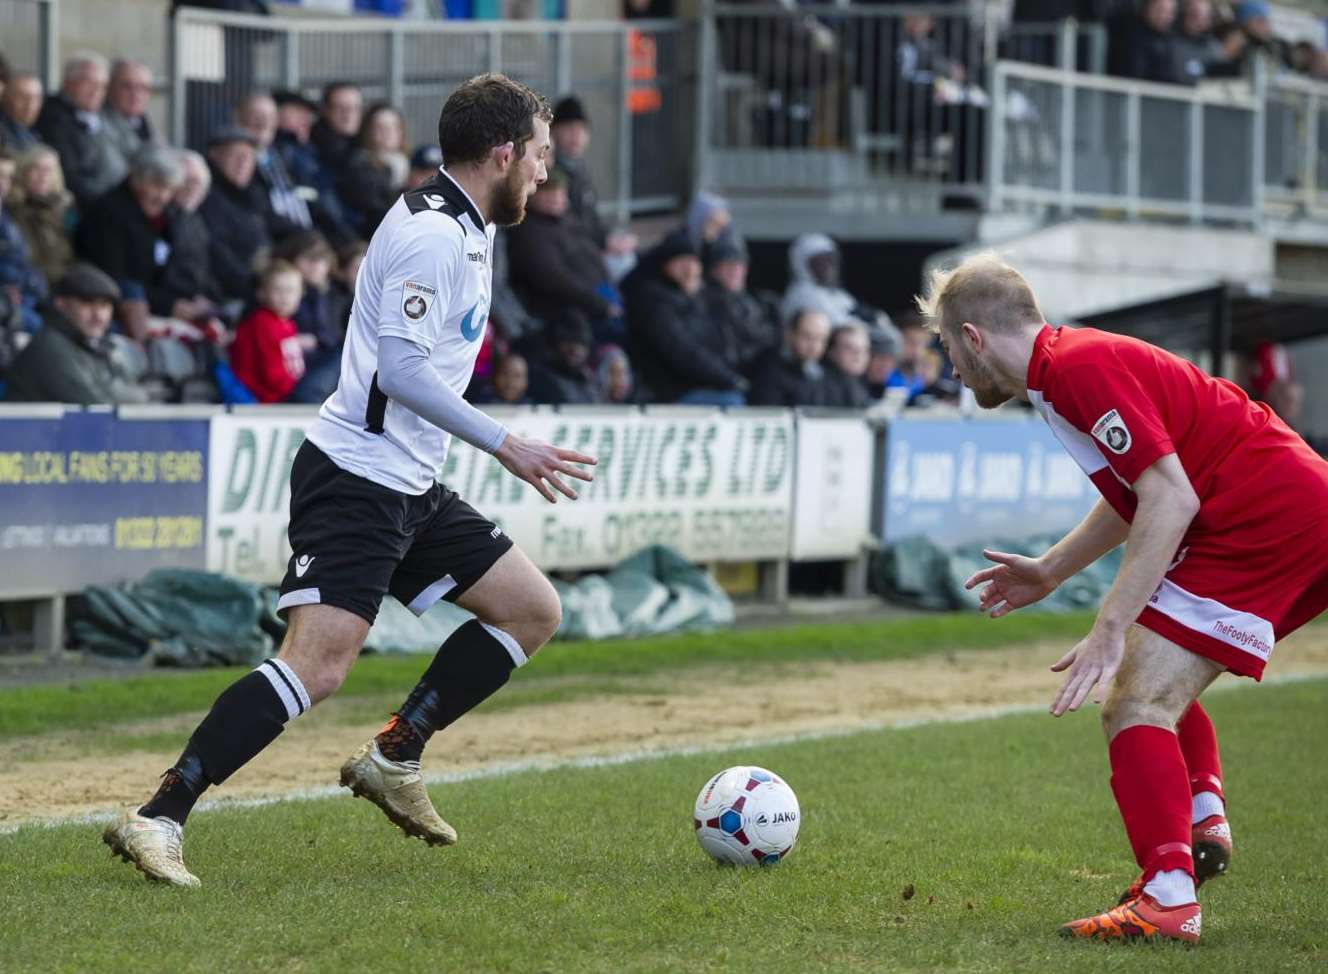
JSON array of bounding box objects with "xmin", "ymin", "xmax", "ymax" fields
[
  {"xmin": 377, "ymin": 620, "xmax": 527, "ymax": 764},
  {"xmin": 1177, "ymin": 701, "xmax": 1223, "ymax": 804},
  {"xmin": 139, "ymin": 658, "xmax": 311, "ymax": 826},
  {"xmin": 1109, "ymin": 724, "xmax": 1195, "ymax": 883}
]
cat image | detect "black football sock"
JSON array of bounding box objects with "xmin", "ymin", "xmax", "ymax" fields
[
  {"xmin": 376, "ymin": 620, "xmax": 526, "ymax": 763},
  {"xmin": 139, "ymin": 659, "xmax": 311, "ymax": 826}
]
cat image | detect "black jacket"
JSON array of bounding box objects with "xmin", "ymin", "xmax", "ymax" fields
[
  {"xmin": 35, "ymin": 94, "xmax": 117, "ymax": 207},
  {"xmin": 506, "ymin": 210, "xmax": 613, "ymax": 322},
  {"xmin": 197, "ymin": 167, "xmax": 270, "ymax": 300},
  {"xmin": 703, "ymin": 282, "xmax": 780, "ymax": 378},
  {"xmin": 75, "ymin": 181, "xmax": 221, "ymax": 315},
  {"xmin": 624, "ymin": 270, "xmax": 744, "ymax": 402},
  {"xmin": 749, "ymin": 348, "xmax": 828, "ymax": 407},
  {"xmin": 527, "ymin": 361, "xmax": 598, "ymax": 405},
  {"xmin": 1110, "ymin": 19, "xmax": 1186, "ymax": 85},
  {"xmin": 820, "ymin": 362, "xmax": 871, "ymax": 409},
  {"xmin": 338, "ymin": 148, "xmax": 400, "ymax": 236},
  {"xmin": 556, "ymin": 157, "xmax": 608, "ymax": 249}
]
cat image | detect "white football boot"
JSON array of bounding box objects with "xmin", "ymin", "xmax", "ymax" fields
[
  {"xmin": 339, "ymin": 740, "xmax": 457, "ymax": 846},
  {"xmin": 102, "ymin": 811, "xmax": 201, "ymax": 888}
]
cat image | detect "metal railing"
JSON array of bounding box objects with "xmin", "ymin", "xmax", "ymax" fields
[
  {"xmin": 696, "ymin": 3, "xmax": 991, "ymax": 199},
  {"xmin": 170, "ymin": 9, "xmax": 696, "ymax": 222},
  {"xmin": 1002, "ymin": 18, "xmax": 1107, "ymax": 74},
  {"xmin": 1264, "ymin": 72, "xmax": 1328, "ymax": 218},
  {"xmin": 0, "ymin": 0, "xmax": 58, "ymax": 90},
  {"xmin": 988, "ymin": 59, "xmax": 1264, "ymax": 226}
]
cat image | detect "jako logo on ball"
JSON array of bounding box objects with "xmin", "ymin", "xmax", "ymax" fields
[{"xmin": 693, "ymin": 766, "xmax": 800, "ymax": 865}]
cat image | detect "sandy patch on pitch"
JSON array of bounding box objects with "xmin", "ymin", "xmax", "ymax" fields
[{"xmin": 5, "ymin": 630, "xmax": 1328, "ymax": 827}]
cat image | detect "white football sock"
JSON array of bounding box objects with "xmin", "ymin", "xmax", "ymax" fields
[
  {"xmin": 1192, "ymin": 791, "xmax": 1224, "ymax": 824},
  {"xmin": 1144, "ymin": 869, "xmax": 1197, "ymax": 907}
]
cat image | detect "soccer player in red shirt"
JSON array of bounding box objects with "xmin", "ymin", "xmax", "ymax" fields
[{"xmin": 917, "ymin": 253, "xmax": 1328, "ymax": 944}]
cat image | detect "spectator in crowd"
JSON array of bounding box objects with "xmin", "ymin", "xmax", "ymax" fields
[
  {"xmin": 864, "ymin": 328, "xmax": 898, "ymax": 400},
  {"xmin": 750, "ymin": 308, "xmax": 832, "ymax": 407},
  {"xmin": 198, "ymin": 126, "xmax": 268, "ymax": 301},
  {"xmin": 100, "ymin": 59, "xmax": 156, "ymax": 189},
  {"xmin": 272, "ymin": 88, "xmax": 354, "ymax": 244},
  {"xmin": 885, "ymin": 321, "xmax": 934, "ymax": 398},
  {"xmin": 37, "ymin": 52, "xmax": 121, "ymax": 207},
  {"xmin": 550, "ymin": 95, "xmax": 606, "ymax": 246},
  {"xmin": 685, "ymin": 191, "xmax": 732, "ymax": 262},
  {"xmin": 76, "ymin": 144, "xmax": 221, "ymax": 325},
  {"xmin": 821, "ymin": 321, "xmax": 872, "ymax": 409},
  {"xmin": 7, "ymin": 145, "xmax": 74, "ymax": 284},
  {"xmin": 624, "ymin": 228, "xmax": 747, "ymax": 405},
  {"xmin": 175, "ymin": 148, "xmax": 211, "ymax": 213},
  {"xmin": 1111, "ymin": 0, "xmax": 1187, "ymax": 85},
  {"xmin": 527, "ymin": 311, "xmax": 599, "ymax": 405},
  {"xmin": 596, "ymin": 344, "xmax": 636, "ymax": 404},
  {"xmin": 272, "ymin": 229, "xmax": 341, "ymax": 403},
  {"xmin": 781, "ymin": 233, "xmax": 896, "ymax": 339},
  {"xmin": 506, "ymin": 168, "xmax": 621, "ymax": 332},
  {"xmin": 236, "ymin": 91, "xmax": 314, "ymax": 240},
  {"xmin": 0, "ymin": 146, "xmax": 46, "ymax": 332},
  {"xmin": 311, "ymin": 82, "xmax": 362, "ymax": 190},
  {"xmin": 490, "ymin": 228, "xmax": 540, "ymax": 345},
  {"xmin": 0, "ymin": 72, "xmax": 43, "ymax": 153},
  {"xmin": 1175, "ymin": 0, "xmax": 1235, "ymax": 82},
  {"xmin": 4, "ymin": 264, "xmax": 148, "ymax": 404},
  {"xmin": 702, "ymin": 231, "xmax": 779, "ymax": 380},
  {"xmin": 230, "ymin": 260, "xmax": 306, "ymax": 404},
  {"xmin": 328, "ymin": 238, "xmax": 366, "ymax": 340},
  {"xmin": 407, "ymin": 144, "xmax": 442, "ymax": 190},
  {"xmin": 489, "ymin": 351, "xmax": 530, "ymax": 405},
  {"xmin": 340, "ymin": 102, "xmax": 408, "ymax": 235}
]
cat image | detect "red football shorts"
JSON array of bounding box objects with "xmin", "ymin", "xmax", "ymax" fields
[{"xmin": 1137, "ymin": 518, "xmax": 1328, "ymax": 680}]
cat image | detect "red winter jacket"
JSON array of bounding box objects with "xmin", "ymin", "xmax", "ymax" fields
[{"xmin": 231, "ymin": 307, "xmax": 300, "ymax": 403}]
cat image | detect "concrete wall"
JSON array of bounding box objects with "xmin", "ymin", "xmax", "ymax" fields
[{"xmin": 928, "ymin": 220, "xmax": 1276, "ymax": 322}]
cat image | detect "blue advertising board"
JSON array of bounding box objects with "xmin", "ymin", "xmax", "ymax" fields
[
  {"xmin": 882, "ymin": 416, "xmax": 1096, "ymax": 548},
  {"xmin": 0, "ymin": 410, "xmax": 209, "ymax": 596}
]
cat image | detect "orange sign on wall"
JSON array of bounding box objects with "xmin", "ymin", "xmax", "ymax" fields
[{"xmin": 626, "ymin": 29, "xmax": 662, "ymax": 115}]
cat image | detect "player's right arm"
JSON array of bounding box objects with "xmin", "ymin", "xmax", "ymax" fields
[{"xmin": 964, "ymin": 498, "xmax": 1129, "ymax": 618}]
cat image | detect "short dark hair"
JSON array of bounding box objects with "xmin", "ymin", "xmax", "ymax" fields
[
  {"xmin": 321, "ymin": 81, "xmax": 359, "ymax": 107},
  {"xmin": 437, "ymin": 73, "xmax": 552, "ymax": 167}
]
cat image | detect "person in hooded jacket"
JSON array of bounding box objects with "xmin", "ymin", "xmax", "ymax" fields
[
  {"xmin": 780, "ymin": 233, "xmax": 901, "ymax": 344},
  {"xmin": 623, "ymin": 228, "xmax": 746, "ymax": 405}
]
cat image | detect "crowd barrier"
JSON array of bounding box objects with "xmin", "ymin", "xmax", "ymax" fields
[{"xmin": 0, "ymin": 404, "xmax": 1100, "ymax": 654}]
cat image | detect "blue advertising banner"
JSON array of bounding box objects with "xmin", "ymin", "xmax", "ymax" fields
[
  {"xmin": 882, "ymin": 416, "xmax": 1096, "ymax": 547},
  {"xmin": 0, "ymin": 410, "xmax": 209, "ymax": 596}
]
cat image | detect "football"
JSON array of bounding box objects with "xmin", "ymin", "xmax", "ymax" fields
[{"xmin": 693, "ymin": 766, "xmax": 800, "ymax": 865}]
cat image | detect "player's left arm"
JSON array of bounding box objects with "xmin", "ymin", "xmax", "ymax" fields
[{"xmin": 1048, "ymin": 453, "xmax": 1199, "ymax": 716}]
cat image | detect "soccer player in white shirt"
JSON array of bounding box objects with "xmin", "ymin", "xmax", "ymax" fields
[{"xmin": 104, "ymin": 75, "xmax": 596, "ymax": 887}]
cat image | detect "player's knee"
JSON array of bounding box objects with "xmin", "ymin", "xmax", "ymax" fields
[
  {"xmin": 519, "ymin": 582, "xmax": 562, "ymax": 657},
  {"xmin": 1101, "ymin": 687, "xmax": 1179, "ymax": 739}
]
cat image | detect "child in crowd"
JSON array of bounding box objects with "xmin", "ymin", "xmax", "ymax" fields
[
  {"xmin": 230, "ymin": 261, "xmax": 305, "ymax": 403},
  {"xmin": 272, "ymin": 230, "xmax": 342, "ymax": 403}
]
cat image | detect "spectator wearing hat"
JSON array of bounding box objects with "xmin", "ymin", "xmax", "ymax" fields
[
  {"xmin": 76, "ymin": 144, "xmax": 222, "ymax": 327},
  {"xmin": 235, "ymin": 91, "xmax": 314, "ymax": 240},
  {"xmin": 0, "ymin": 72, "xmax": 43, "ymax": 153},
  {"xmin": 36, "ymin": 52, "xmax": 123, "ymax": 207},
  {"xmin": 198, "ymin": 125, "xmax": 270, "ymax": 300},
  {"xmin": 339, "ymin": 102, "xmax": 408, "ymax": 235},
  {"xmin": 820, "ymin": 321, "xmax": 872, "ymax": 409},
  {"xmin": 749, "ymin": 308, "xmax": 832, "ymax": 408},
  {"xmin": 506, "ymin": 166, "xmax": 621, "ymax": 333},
  {"xmin": 622, "ymin": 228, "xmax": 746, "ymax": 405},
  {"xmin": 864, "ymin": 327, "xmax": 898, "ymax": 400},
  {"xmin": 550, "ymin": 95, "xmax": 606, "ymax": 247},
  {"xmin": 0, "ymin": 146, "xmax": 47, "ymax": 333},
  {"xmin": 407, "ymin": 144, "xmax": 442, "ymax": 190},
  {"xmin": 272, "ymin": 88, "xmax": 355, "ymax": 245},
  {"xmin": 527, "ymin": 311, "xmax": 599, "ymax": 406},
  {"xmin": 4, "ymin": 263, "xmax": 148, "ymax": 403},
  {"xmin": 702, "ymin": 230, "xmax": 780, "ymax": 380}
]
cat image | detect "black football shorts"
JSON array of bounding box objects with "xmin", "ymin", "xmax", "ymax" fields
[{"xmin": 276, "ymin": 441, "xmax": 513, "ymax": 625}]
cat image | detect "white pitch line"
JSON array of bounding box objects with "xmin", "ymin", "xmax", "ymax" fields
[{"xmin": 3, "ymin": 669, "xmax": 1324, "ymax": 837}]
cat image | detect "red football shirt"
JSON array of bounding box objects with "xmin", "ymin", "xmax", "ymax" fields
[{"xmin": 1026, "ymin": 325, "xmax": 1328, "ymax": 544}]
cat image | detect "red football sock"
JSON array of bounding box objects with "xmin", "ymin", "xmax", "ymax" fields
[
  {"xmin": 1177, "ymin": 701, "xmax": 1223, "ymax": 799},
  {"xmin": 1109, "ymin": 724, "xmax": 1195, "ymax": 883}
]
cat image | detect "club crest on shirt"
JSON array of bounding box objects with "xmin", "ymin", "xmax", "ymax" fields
[
  {"xmin": 402, "ymin": 280, "xmax": 436, "ymax": 321},
  {"xmin": 1092, "ymin": 408, "xmax": 1132, "ymax": 454}
]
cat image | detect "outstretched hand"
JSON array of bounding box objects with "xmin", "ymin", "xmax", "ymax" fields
[
  {"xmin": 495, "ymin": 433, "xmax": 596, "ymax": 503},
  {"xmin": 962, "ymin": 549, "xmax": 1058, "ymax": 618}
]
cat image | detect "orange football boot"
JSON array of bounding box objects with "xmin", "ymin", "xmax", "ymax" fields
[{"xmin": 1060, "ymin": 893, "xmax": 1201, "ymax": 944}]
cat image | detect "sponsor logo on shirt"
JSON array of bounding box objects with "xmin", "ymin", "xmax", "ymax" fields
[
  {"xmin": 402, "ymin": 280, "xmax": 436, "ymax": 321},
  {"xmin": 466, "ymin": 250, "xmax": 487, "ymax": 264},
  {"xmin": 1091, "ymin": 409, "xmax": 1132, "ymax": 454}
]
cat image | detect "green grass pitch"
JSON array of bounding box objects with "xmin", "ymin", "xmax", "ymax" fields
[{"xmin": 1, "ymin": 674, "xmax": 1323, "ymax": 973}]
